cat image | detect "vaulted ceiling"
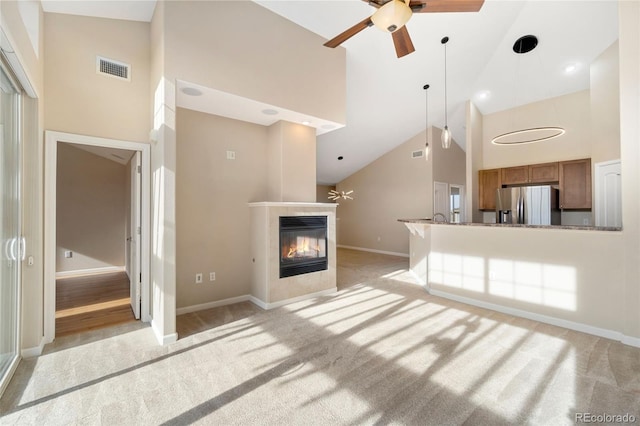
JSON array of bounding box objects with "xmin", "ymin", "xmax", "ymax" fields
[{"xmin": 40, "ymin": 0, "xmax": 619, "ymax": 184}]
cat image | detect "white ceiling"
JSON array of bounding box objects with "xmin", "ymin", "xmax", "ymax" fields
[{"xmin": 40, "ymin": 0, "xmax": 619, "ymax": 185}]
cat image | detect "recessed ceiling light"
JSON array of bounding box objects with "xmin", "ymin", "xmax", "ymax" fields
[
  {"xmin": 262, "ymin": 109, "xmax": 278, "ymax": 115},
  {"xmin": 302, "ymin": 120, "xmax": 311, "ymax": 126},
  {"xmin": 564, "ymin": 63, "xmax": 580, "ymax": 74},
  {"xmin": 181, "ymin": 87, "xmax": 202, "ymax": 96},
  {"xmin": 476, "ymin": 90, "xmax": 491, "ymax": 101}
]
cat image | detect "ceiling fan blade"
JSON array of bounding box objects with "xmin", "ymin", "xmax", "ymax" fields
[
  {"xmin": 410, "ymin": 0, "xmax": 484, "ymax": 13},
  {"xmin": 392, "ymin": 26, "xmax": 415, "ymax": 58},
  {"xmin": 362, "ymin": 0, "xmax": 388, "ymax": 8},
  {"xmin": 324, "ymin": 17, "xmax": 373, "ymax": 48}
]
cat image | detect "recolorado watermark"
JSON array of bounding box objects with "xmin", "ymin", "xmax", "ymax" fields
[{"xmin": 575, "ymin": 412, "xmax": 637, "ymax": 423}]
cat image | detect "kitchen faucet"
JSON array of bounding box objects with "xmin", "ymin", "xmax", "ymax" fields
[{"xmin": 433, "ymin": 212, "xmax": 448, "ymax": 223}]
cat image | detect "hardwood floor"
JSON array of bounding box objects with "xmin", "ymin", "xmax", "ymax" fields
[{"xmin": 55, "ymin": 271, "xmax": 136, "ymax": 337}]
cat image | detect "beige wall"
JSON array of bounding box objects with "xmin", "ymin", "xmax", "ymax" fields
[
  {"xmin": 433, "ymin": 127, "xmax": 466, "ymax": 186},
  {"xmin": 44, "ymin": 13, "xmax": 150, "ymax": 142},
  {"xmin": 56, "ymin": 144, "xmax": 127, "ymax": 272},
  {"xmin": 465, "ymin": 101, "xmax": 484, "ymax": 223},
  {"xmin": 176, "ymin": 108, "xmax": 268, "ymax": 309},
  {"xmin": 590, "ymin": 40, "xmax": 621, "ymax": 164},
  {"xmin": 335, "ymin": 126, "xmax": 465, "ymax": 255},
  {"xmin": 316, "ymin": 185, "xmax": 336, "ymax": 203},
  {"xmin": 267, "ymin": 121, "xmax": 316, "ymax": 202},
  {"xmin": 1, "ymin": 0, "xmax": 45, "ymax": 350},
  {"xmin": 619, "ymin": 0, "xmax": 640, "ymax": 340},
  {"xmin": 164, "ymin": 0, "xmax": 346, "ymax": 125},
  {"xmin": 336, "ymin": 129, "xmax": 434, "ymax": 255},
  {"xmin": 482, "ymin": 90, "xmax": 591, "ymax": 168},
  {"xmin": 430, "ymin": 226, "xmax": 625, "ymax": 332}
]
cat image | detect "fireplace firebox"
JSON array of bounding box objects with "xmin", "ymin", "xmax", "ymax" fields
[{"xmin": 279, "ymin": 216, "xmax": 328, "ymax": 278}]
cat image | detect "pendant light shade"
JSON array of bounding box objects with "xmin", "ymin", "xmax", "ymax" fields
[
  {"xmin": 441, "ymin": 126, "xmax": 452, "ymax": 149},
  {"xmin": 441, "ymin": 36, "xmax": 452, "ymax": 149}
]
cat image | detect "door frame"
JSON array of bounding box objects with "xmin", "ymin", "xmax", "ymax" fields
[
  {"xmin": 449, "ymin": 184, "xmax": 465, "ymax": 223},
  {"xmin": 594, "ymin": 159, "xmax": 622, "ymax": 227},
  {"xmin": 44, "ymin": 131, "xmax": 151, "ymax": 344}
]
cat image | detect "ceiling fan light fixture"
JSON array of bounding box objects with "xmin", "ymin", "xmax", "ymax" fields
[{"xmin": 371, "ymin": 0, "xmax": 412, "ymax": 33}]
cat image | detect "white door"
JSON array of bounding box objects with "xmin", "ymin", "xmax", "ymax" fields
[
  {"xmin": 129, "ymin": 152, "xmax": 141, "ymax": 319},
  {"xmin": 595, "ymin": 160, "xmax": 622, "ymax": 227},
  {"xmin": 449, "ymin": 184, "xmax": 465, "ymax": 223},
  {"xmin": 433, "ymin": 181, "xmax": 449, "ymax": 221}
]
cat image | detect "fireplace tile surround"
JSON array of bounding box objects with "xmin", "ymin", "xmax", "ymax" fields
[{"xmin": 249, "ymin": 202, "xmax": 337, "ymax": 309}]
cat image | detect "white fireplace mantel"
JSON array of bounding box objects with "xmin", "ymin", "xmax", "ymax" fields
[{"xmin": 249, "ymin": 202, "xmax": 337, "ymax": 309}]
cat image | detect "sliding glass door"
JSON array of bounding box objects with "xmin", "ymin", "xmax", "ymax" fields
[{"xmin": 0, "ymin": 61, "xmax": 21, "ymax": 396}]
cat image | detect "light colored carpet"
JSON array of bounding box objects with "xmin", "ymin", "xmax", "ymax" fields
[{"xmin": 1, "ymin": 248, "xmax": 639, "ymax": 425}]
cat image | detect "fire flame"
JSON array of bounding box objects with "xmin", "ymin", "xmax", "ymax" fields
[{"xmin": 286, "ymin": 238, "xmax": 321, "ymax": 258}]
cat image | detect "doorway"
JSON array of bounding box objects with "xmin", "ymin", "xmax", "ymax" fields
[{"xmin": 44, "ymin": 131, "xmax": 150, "ymax": 344}]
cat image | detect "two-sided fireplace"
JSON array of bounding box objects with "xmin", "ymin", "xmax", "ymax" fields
[{"xmin": 279, "ymin": 216, "xmax": 328, "ymax": 278}]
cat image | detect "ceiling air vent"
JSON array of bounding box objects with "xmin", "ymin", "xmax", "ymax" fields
[
  {"xmin": 411, "ymin": 149, "xmax": 424, "ymax": 159},
  {"xmin": 96, "ymin": 56, "xmax": 130, "ymax": 81}
]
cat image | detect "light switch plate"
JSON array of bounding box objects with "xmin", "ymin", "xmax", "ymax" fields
[{"xmin": 226, "ymin": 150, "xmax": 236, "ymax": 160}]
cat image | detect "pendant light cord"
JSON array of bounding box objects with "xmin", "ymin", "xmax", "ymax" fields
[
  {"xmin": 443, "ymin": 38, "xmax": 448, "ymax": 128},
  {"xmin": 424, "ymin": 84, "xmax": 429, "ymax": 145}
]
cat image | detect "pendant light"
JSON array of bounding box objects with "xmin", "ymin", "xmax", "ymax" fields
[
  {"xmin": 423, "ymin": 84, "xmax": 430, "ymax": 160},
  {"xmin": 490, "ymin": 35, "xmax": 566, "ymax": 145},
  {"xmin": 441, "ymin": 36, "xmax": 452, "ymax": 149}
]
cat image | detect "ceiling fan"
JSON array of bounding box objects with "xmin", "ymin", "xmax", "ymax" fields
[{"xmin": 323, "ymin": 0, "xmax": 485, "ymax": 58}]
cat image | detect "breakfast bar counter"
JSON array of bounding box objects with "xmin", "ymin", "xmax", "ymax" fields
[{"xmin": 397, "ymin": 218, "xmax": 621, "ymax": 232}]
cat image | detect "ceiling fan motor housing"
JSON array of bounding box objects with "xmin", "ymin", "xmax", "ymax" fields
[{"xmin": 371, "ymin": 0, "xmax": 412, "ymax": 33}]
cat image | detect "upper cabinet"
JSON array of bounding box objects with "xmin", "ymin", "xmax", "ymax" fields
[
  {"xmin": 502, "ymin": 162, "xmax": 559, "ymax": 185},
  {"xmin": 529, "ymin": 162, "xmax": 559, "ymax": 183},
  {"xmin": 478, "ymin": 159, "xmax": 591, "ymax": 211},
  {"xmin": 559, "ymin": 159, "xmax": 592, "ymax": 209},
  {"xmin": 501, "ymin": 166, "xmax": 528, "ymax": 185},
  {"xmin": 479, "ymin": 168, "xmax": 501, "ymax": 211}
]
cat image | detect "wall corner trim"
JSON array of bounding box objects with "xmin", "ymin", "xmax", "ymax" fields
[{"xmin": 151, "ymin": 320, "xmax": 178, "ymax": 346}]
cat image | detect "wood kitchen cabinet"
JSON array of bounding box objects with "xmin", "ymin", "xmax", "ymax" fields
[
  {"xmin": 501, "ymin": 166, "xmax": 528, "ymax": 185},
  {"xmin": 502, "ymin": 162, "xmax": 559, "ymax": 185},
  {"xmin": 529, "ymin": 162, "xmax": 559, "ymax": 183},
  {"xmin": 559, "ymin": 158, "xmax": 592, "ymax": 209},
  {"xmin": 479, "ymin": 168, "xmax": 501, "ymax": 211}
]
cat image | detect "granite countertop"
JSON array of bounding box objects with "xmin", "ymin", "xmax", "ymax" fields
[{"xmin": 397, "ymin": 218, "xmax": 622, "ymax": 232}]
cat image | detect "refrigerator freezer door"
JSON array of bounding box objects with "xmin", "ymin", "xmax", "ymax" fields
[{"xmin": 524, "ymin": 186, "xmax": 551, "ymax": 225}]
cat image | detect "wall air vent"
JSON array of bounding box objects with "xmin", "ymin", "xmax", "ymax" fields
[
  {"xmin": 411, "ymin": 149, "xmax": 424, "ymax": 159},
  {"xmin": 96, "ymin": 56, "xmax": 130, "ymax": 81}
]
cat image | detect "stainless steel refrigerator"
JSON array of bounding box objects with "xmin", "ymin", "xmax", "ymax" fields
[{"xmin": 496, "ymin": 185, "xmax": 561, "ymax": 225}]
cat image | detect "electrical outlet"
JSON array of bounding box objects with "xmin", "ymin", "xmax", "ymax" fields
[
  {"xmin": 583, "ymin": 218, "xmax": 589, "ymax": 225},
  {"xmin": 64, "ymin": 250, "xmax": 73, "ymax": 258},
  {"xmin": 377, "ymin": 236, "xmax": 381, "ymax": 242},
  {"xmin": 210, "ymin": 272, "xmax": 216, "ymax": 281},
  {"xmin": 226, "ymin": 150, "xmax": 236, "ymax": 160},
  {"xmin": 195, "ymin": 273, "xmax": 203, "ymax": 284}
]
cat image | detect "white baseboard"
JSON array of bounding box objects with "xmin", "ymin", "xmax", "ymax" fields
[
  {"xmin": 428, "ymin": 288, "xmax": 628, "ymax": 344},
  {"xmin": 21, "ymin": 336, "xmax": 46, "ymax": 358},
  {"xmin": 621, "ymin": 335, "xmax": 640, "ymax": 348},
  {"xmin": 151, "ymin": 320, "xmax": 178, "ymax": 346},
  {"xmin": 249, "ymin": 287, "xmax": 338, "ymax": 310},
  {"xmin": 338, "ymin": 245, "xmax": 409, "ymax": 258},
  {"xmin": 176, "ymin": 295, "xmax": 251, "ymax": 315},
  {"xmin": 55, "ymin": 266, "xmax": 125, "ymax": 278}
]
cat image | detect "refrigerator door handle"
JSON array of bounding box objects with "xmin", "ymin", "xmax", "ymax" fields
[{"xmin": 517, "ymin": 192, "xmax": 524, "ymax": 224}]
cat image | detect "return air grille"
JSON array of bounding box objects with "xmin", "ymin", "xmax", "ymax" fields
[
  {"xmin": 411, "ymin": 149, "xmax": 424, "ymax": 159},
  {"xmin": 96, "ymin": 56, "xmax": 130, "ymax": 81}
]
